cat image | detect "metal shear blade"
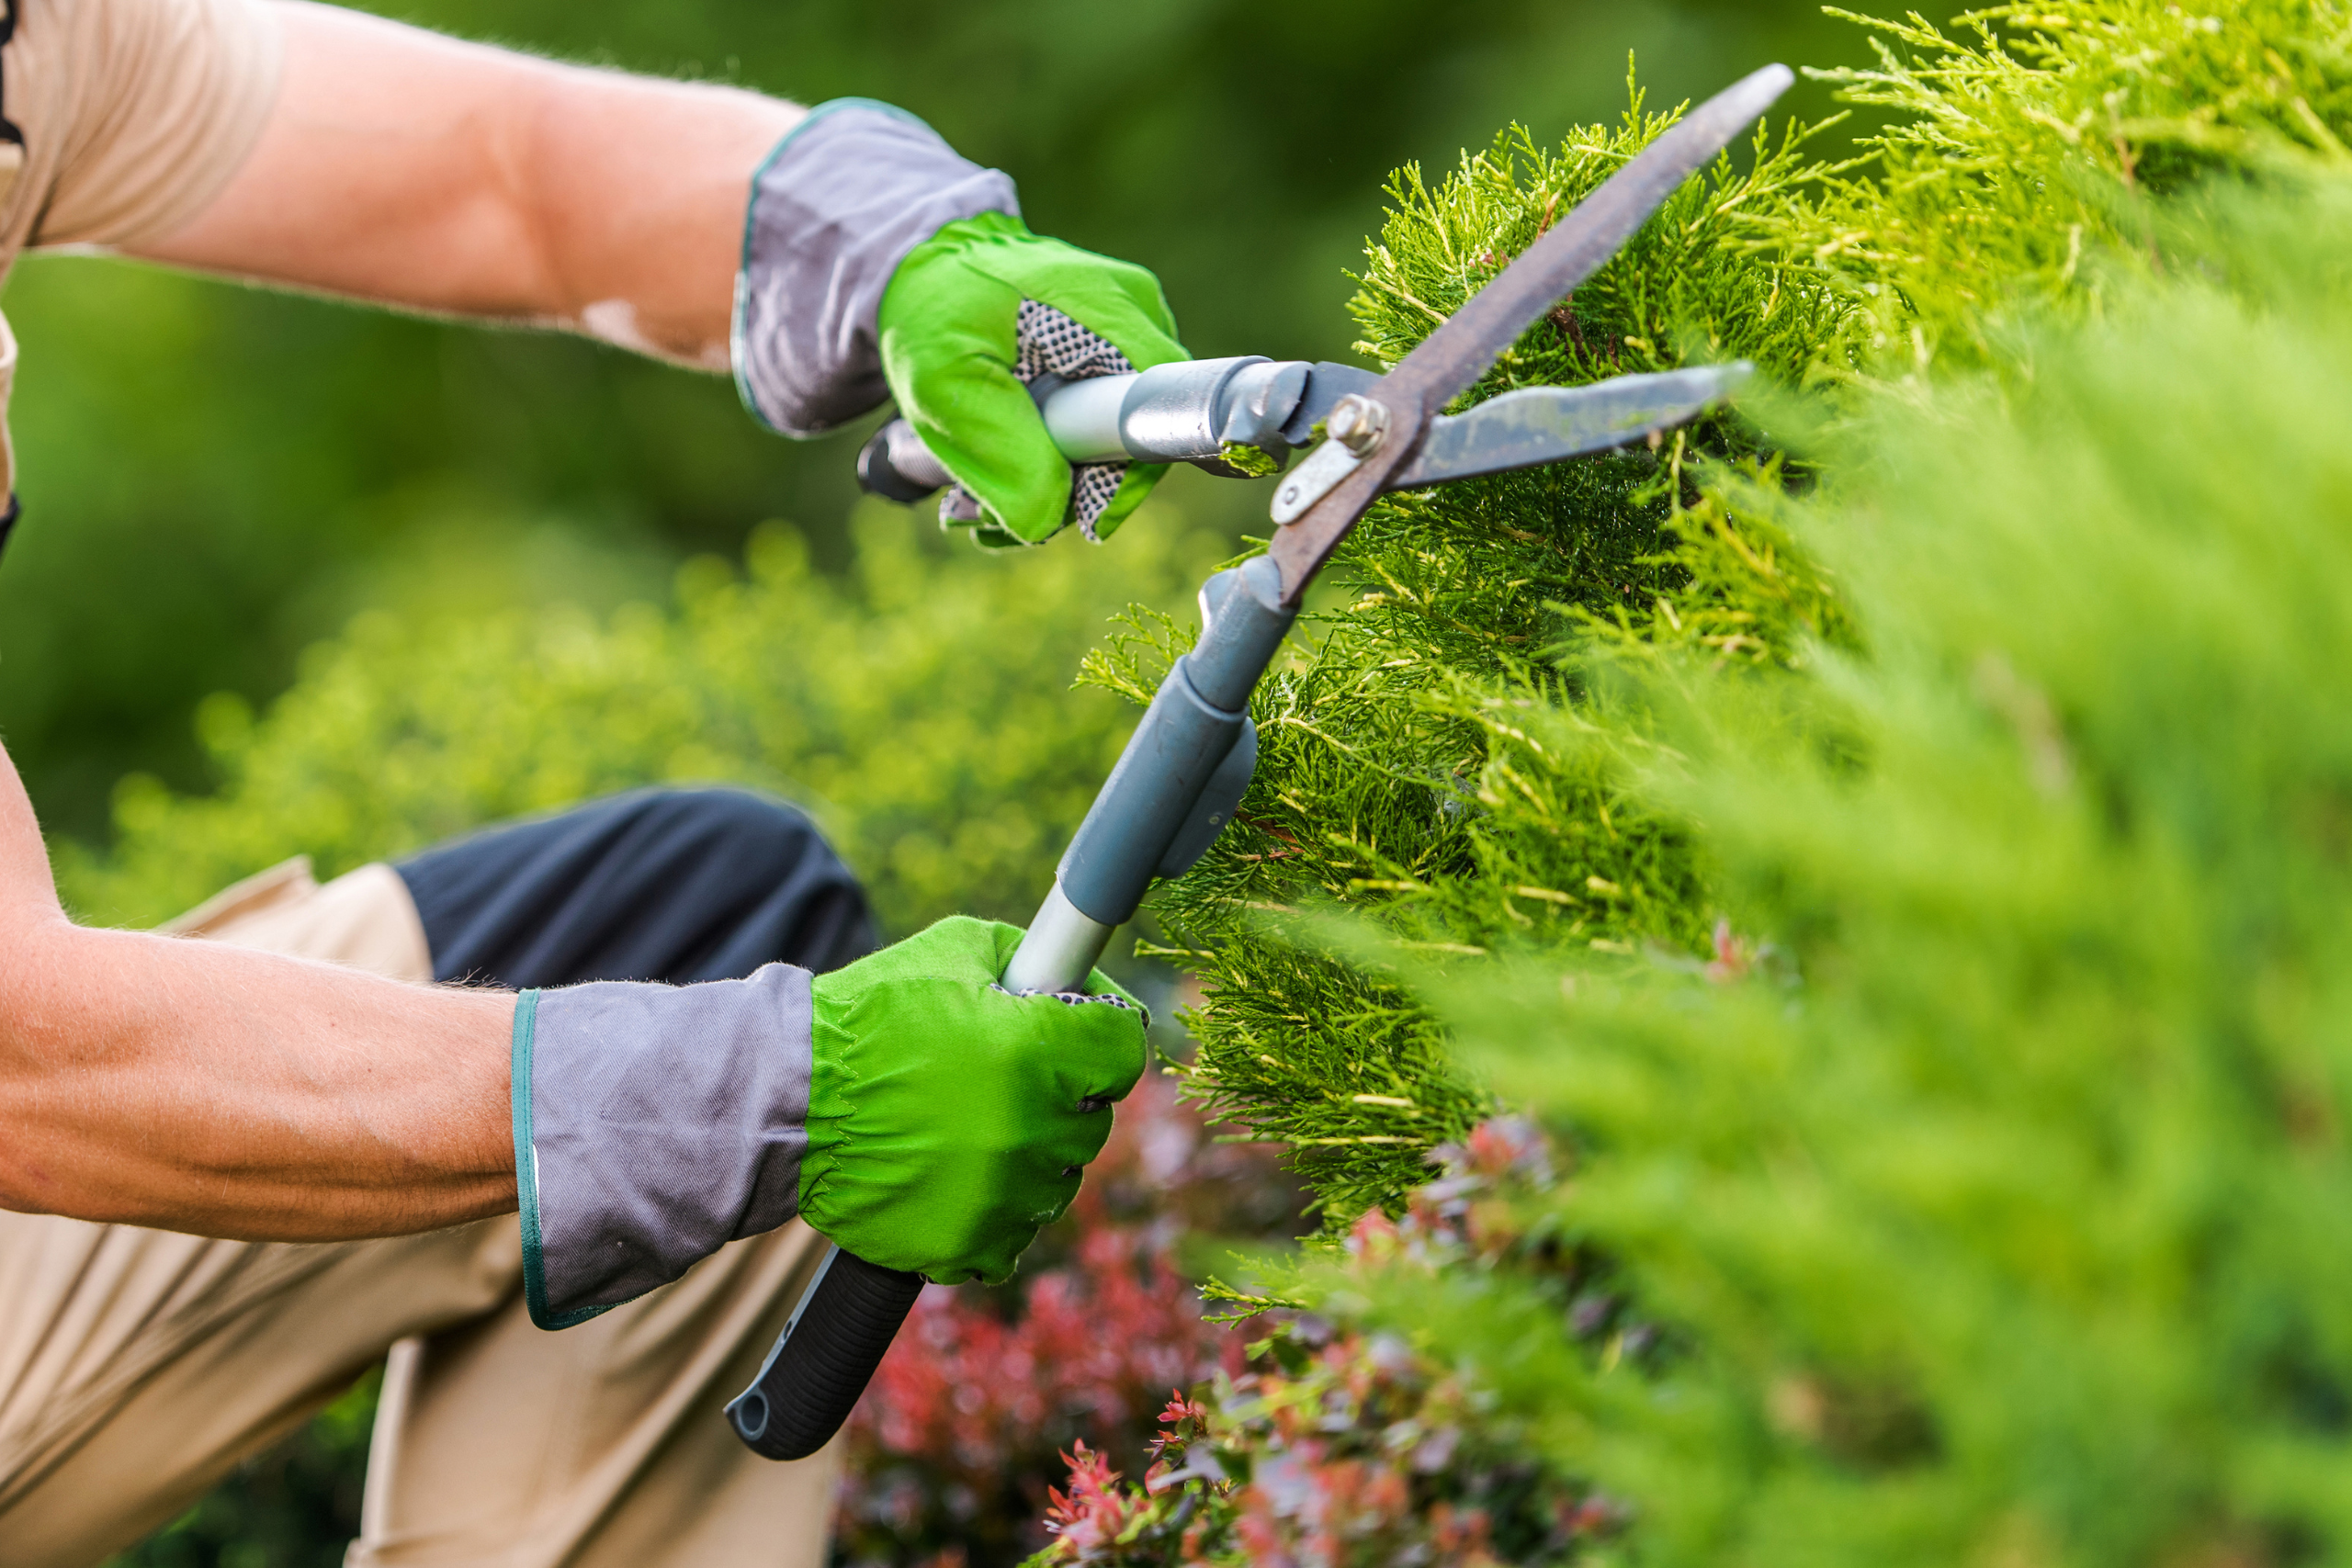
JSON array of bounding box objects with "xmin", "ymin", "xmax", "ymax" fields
[
  {"xmin": 1386, "ymin": 363, "xmax": 1754, "ymax": 491},
  {"xmin": 1266, "ymin": 62, "xmax": 1795, "ymax": 595}
]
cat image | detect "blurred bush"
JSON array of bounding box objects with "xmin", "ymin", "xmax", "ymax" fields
[
  {"xmin": 62, "ymin": 499, "xmax": 1222, "ymax": 936},
  {"xmin": 82, "ymin": 493, "xmax": 1223, "ymax": 1567},
  {"xmin": 1034, "ymin": 1118, "xmax": 1610, "ymax": 1568},
  {"xmin": 109, "ymin": 1373, "xmax": 381, "ymax": 1568},
  {"xmin": 1359, "ymin": 171, "xmax": 2352, "ymax": 1567}
]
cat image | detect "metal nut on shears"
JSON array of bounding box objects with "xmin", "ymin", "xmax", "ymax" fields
[{"xmin": 1326, "ymin": 393, "xmax": 1390, "ymax": 457}]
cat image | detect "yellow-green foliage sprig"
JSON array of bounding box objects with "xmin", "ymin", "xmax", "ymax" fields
[{"xmin": 1802, "ymin": 0, "xmax": 2352, "ymax": 362}]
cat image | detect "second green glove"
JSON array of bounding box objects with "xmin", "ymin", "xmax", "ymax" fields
[
  {"xmin": 515, "ymin": 917, "xmax": 1148, "ymax": 1328},
  {"xmin": 800, "ymin": 916, "xmax": 1148, "ymax": 1282}
]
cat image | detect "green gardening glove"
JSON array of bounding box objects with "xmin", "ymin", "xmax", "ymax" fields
[
  {"xmin": 880, "ymin": 212, "xmax": 1190, "ymax": 547},
  {"xmin": 798, "ymin": 915, "xmax": 1149, "ymax": 1282},
  {"xmin": 733, "ymin": 103, "xmax": 1187, "ymax": 547}
]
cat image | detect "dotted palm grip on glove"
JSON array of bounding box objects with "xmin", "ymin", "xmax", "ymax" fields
[{"xmin": 935, "ymin": 301, "xmax": 1137, "ymax": 542}]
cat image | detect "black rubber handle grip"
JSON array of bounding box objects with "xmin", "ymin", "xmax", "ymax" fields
[
  {"xmin": 855, "ymin": 422, "xmax": 950, "ymax": 503},
  {"xmin": 726, "ymin": 1243, "xmax": 924, "ymax": 1461}
]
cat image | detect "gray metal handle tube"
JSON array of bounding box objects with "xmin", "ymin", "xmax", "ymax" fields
[
  {"xmin": 1057, "ymin": 661, "xmax": 1246, "ymax": 925},
  {"xmin": 1182, "ymin": 556, "xmax": 1300, "ymax": 707},
  {"xmin": 1003, "ymin": 882, "xmax": 1117, "ymax": 993},
  {"xmin": 855, "ymin": 358, "xmax": 1315, "ymax": 501},
  {"xmin": 1038, "ymin": 356, "xmax": 1302, "ymax": 463},
  {"xmin": 1003, "ymin": 555, "xmax": 1297, "ymax": 1000},
  {"xmin": 739, "ymin": 557, "xmax": 1297, "ymax": 1461},
  {"xmin": 1004, "ymin": 556, "xmax": 1295, "ymax": 991}
]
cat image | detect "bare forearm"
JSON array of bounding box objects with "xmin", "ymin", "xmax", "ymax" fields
[
  {"xmin": 136, "ymin": 2, "xmax": 803, "ymax": 367},
  {"xmin": 0, "ymin": 743, "xmax": 514, "ymax": 1239},
  {"xmin": 0, "ymin": 920, "xmax": 515, "ymax": 1238},
  {"xmin": 0, "ymin": 921, "xmax": 517, "ymax": 1241}
]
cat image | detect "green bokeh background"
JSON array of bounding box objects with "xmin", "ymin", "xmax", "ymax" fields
[{"xmin": 2, "ymin": 0, "xmax": 1884, "ymax": 848}]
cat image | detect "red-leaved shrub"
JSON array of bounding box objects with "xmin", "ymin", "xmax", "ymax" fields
[
  {"xmin": 1028, "ymin": 1118, "xmax": 1618, "ymax": 1568},
  {"xmin": 831, "ymin": 1073, "xmax": 1296, "ymax": 1568}
]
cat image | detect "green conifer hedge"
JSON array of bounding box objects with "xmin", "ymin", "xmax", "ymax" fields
[
  {"xmin": 1382, "ymin": 174, "xmax": 2352, "ymax": 1564},
  {"xmin": 1033, "ymin": 3, "xmax": 2352, "ymax": 1563},
  {"xmin": 1144, "ymin": 0, "xmax": 2352, "ymax": 1245},
  {"xmin": 1026, "ymin": 4, "xmax": 2352, "ymax": 1562}
]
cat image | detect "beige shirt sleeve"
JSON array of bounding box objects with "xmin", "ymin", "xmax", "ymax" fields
[
  {"xmin": 0, "ymin": 0, "xmax": 283, "ymax": 258},
  {"xmin": 0, "ymin": 0, "xmax": 279, "ymax": 506}
]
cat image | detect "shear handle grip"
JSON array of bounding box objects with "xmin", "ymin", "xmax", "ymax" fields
[
  {"xmin": 726, "ymin": 1245, "xmax": 923, "ymax": 1461},
  {"xmin": 854, "ymin": 358, "xmax": 1325, "ymax": 503},
  {"xmin": 727, "ymin": 891, "xmax": 1103, "ymax": 1466},
  {"xmin": 855, "ymin": 388, "xmax": 1133, "ymax": 503},
  {"xmin": 729, "ymin": 557, "xmax": 1295, "ymax": 1464},
  {"xmin": 856, "ymin": 420, "xmax": 955, "ymax": 502}
]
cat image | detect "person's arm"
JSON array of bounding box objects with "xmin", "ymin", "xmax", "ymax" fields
[
  {"xmin": 131, "ymin": 0, "xmax": 802, "ymax": 367},
  {"xmin": 0, "ymin": 734, "xmax": 518, "ymax": 1240},
  {"xmin": 7, "ymin": 0, "xmax": 1159, "ymax": 1273},
  {"xmin": 130, "ymin": 0, "xmax": 1187, "ymax": 545}
]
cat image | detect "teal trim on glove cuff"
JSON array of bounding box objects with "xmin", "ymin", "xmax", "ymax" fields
[
  {"xmin": 729, "ymin": 96, "xmax": 957, "ymax": 434},
  {"xmin": 513, "ymin": 989, "xmax": 611, "ymax": 1332}
]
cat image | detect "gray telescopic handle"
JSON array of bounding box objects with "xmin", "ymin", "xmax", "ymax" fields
[
  {"xmin": 729, "ymin": 556, "xmax": 1297, "ymax": 1462},
  {"xmin": 1009, "ymin": 553, "xmax": 1296, "ymax": 989},
  {"xmin": 856, "ymin": 357, "xmax": 1317, "ymax": 501},
  {"xmin": 1003, "ymin": 882, "xmax": 1118, "ymax": 993}
]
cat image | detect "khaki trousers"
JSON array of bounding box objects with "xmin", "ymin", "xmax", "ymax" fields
[{"xmin": 0, "ymin": 861, "xmax": 839, "ymax": 1568}]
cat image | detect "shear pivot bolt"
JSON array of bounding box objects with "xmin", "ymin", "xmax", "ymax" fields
[{"xmin": 1327, "ymin": 394, "xmax": 1390, "ymax": 457}]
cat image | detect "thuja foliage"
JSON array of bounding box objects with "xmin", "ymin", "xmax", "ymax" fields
[
  {"xmin": 1035, "ymin": 3, "xmax": 2352, "ymax": 1564},
  {"xmin": 1803, "ymin": 0, "xmax": 2352, "ymax": 361},
  {"xmin": 1119, "ymin": 77, "xmax": 1855, "ymax": 1231},
  {"xmin": 1081, "ymin": 80, "xmax": 1853, "ymax": 1222},
  {"xmin": 1138, "ymin": 0, "xmax": 2352, "ymax": 1239},
  {"xmin": 1331, "ymin": 175, "xmax": 2352, "ymax": 1567}
]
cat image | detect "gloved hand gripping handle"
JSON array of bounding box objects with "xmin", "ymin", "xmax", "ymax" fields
[
  {"xmin": 728, "ymin": 558, "xmax": 1296, "ymax": 1460},
  {"xmin": 856, "ymin": 357, "xmax": 1375, "ymax": 501}
]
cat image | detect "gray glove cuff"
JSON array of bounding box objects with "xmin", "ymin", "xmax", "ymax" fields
[
  {"xmin": 512, "ymin": 965, "xmax": 816, "ymax": 1329},
  {"xmin": 731, "ymin": 98, "xmax": 1019, "ymax": 437}
]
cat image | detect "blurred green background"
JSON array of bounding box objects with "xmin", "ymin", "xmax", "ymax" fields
[{"xmin": 1, "ymin": 0, "xmax": 1897, "ymax": 852}]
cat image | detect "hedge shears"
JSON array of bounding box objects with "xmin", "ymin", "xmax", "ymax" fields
[{"xmin": 728, "ymin": 62, "xmax": 1793, "ymax": 1462}]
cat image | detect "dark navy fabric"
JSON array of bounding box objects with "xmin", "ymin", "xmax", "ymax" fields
[{"xmin": 395, "ymin": 787, "xmax": 878, "ymax": 987}]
